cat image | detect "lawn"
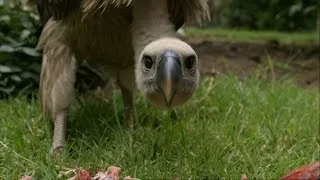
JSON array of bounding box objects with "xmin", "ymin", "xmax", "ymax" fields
[
  {"xmin": 185, "ymin": 27, "xmax": 318, "ymax": 45},
  {"xmin": 0, "ymin": 75, "xmax": 319, "ymax": 179}
]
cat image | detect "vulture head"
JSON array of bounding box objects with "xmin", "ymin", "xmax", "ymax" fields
[
  {"xmin": 128, "ymin": 0, "xmax": 208, "ymax": 108},
  {"xmin": 136, "ymin": 38, "xmax": 199, "ymax": 107}
]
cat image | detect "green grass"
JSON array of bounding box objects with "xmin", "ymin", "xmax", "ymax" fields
[
  {"xmin": 185, "ymin": 27, "xmax": 318, "ymax": 45},
  {"xmin": 0, "ymin": 76, "xmax": 319, "ymax": 179}
]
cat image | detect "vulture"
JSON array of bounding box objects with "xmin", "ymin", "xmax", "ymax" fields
[{"xmin": 28, "ymin": 0, "xmax": 209, "ymax": 154}]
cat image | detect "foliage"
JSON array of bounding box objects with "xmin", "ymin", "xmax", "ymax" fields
[
  {"xmin": 0, "ymin": 2, "xmax": 103, "ymax": 98},
  {"xmin": 208, "ymin": 0, "xmax": 319, "ymax": 31},
  {"xmin": 0, "ymin": 2, "xmax": 42, "ymax": 98}
]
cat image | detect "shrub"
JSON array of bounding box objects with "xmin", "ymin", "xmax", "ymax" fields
[
  {"xmin": 0, "ymin": 1, "xmax": 42, "ymax": 98},
  {"xmin": 207, "ymin": 0, "xmax": 318, "ymax": 31}
]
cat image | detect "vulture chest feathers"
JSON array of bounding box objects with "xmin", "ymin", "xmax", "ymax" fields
[{"xmin": 39, "ymin": 6, "xmax": 134, "ymax": 72}]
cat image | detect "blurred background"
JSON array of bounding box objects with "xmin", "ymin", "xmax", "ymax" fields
[
  {"xmin": 205, "ymin": 0, "xmax": 318, "ymax": 31},
  {"xmin": 0, "ymin": 0, "xmax": 319, "ymax": 98}
]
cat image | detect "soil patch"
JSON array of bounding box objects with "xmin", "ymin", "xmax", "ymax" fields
[{"xmin": 186, "ymin": 37, "xmax": 319, "ymax": 89}]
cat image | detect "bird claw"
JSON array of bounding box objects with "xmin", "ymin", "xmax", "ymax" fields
[
  {"xmin": 50, "ymin": 145, "xmax": 65, "ymax": 156},
  {"xmin": 126, "ymin": 118, "xmax": 134, "ymax": 130}
]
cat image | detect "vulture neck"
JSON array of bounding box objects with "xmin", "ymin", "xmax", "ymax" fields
[{"xmin": 131, "ymin": 0, "xmax": 177, "ymax": 61}]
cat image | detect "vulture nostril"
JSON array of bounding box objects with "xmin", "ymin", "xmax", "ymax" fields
[
  {"xmin": 185, "ymin": 55, "xmax": 196, "ymax": 70},
  {"xmin": 143, "ymin": 55, "xmax": 153, "ymax": 70}
]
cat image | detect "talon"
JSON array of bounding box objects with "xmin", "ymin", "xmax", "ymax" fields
[{"xmin": 50, "ymin": 146, "xmax": 65, "ymax": 156}]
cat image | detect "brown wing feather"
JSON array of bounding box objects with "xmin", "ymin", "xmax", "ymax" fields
[
  {"xmin": 81, "ymin": 0, "xmax": 209, "ymax": 31},
  {"xmin": 35, "ymin": 0, "xmax": 209, "ymax": 28},
  {"xmin": 168, "ymin": 0, "xmax": 185, "ymax": 31},
  {"xmin": 36, "ymin": 0, "xmax": 80, "ymax": 23},
  {"xmin": 168, "ymin": 0, "xmax": 210, "ymax": 30}
]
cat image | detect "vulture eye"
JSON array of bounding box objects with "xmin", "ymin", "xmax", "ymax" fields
[
  {"xmin": 184, "ymin": 55, "xmax": 196, "ymax": 70},
  {"xmin": 143, "ymin": 55, "xmax": 153, "ymax": 70}
]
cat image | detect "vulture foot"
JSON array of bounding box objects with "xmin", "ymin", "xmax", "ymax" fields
[{"xmin": 50, "ymin": 146, "xmax": 65, "ymax": 156}]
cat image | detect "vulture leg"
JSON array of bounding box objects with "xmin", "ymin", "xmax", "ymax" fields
[
  {"xmin": 40, "ymin": 42, "xmax": 77, "ymax": 155},
  {"xmin": 52, "ymin": 110, "xmax": 68, "ymax": 154},
  {"xmin": 118, "ymin": 83, "xmax": 133, "ymax": 129},
  {"xmin": 117, "ymin": 67, "xmax": 135, "ymax": 129}
]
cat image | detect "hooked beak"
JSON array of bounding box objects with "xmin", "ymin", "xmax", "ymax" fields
[{"xmin": 156, "ymin": 51, "xmax": 182, "ymax": 107}]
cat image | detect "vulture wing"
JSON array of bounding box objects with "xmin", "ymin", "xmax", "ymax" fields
[
  {"xmin": 36, "ymin": 0, "xmax": 81, "ymax": 24},
  {"xmin": 80, "ymin": 0, "xmax": 209, "ymax": 30},
  {"xmin": 35, "ymin": 0, "xmax": 132, "ymax": 24},
  {"xmin": 35, "ymin": 0, "xmax": 209, "ymax": 29},
  {"xmin": 168, "ymin": 0, "xmax": 209, "ymax": 30}
]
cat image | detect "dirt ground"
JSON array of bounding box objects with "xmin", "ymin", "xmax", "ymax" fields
[{"xmin": 186, "ymin": 37, "xmax": 319, "ymax": 89}]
